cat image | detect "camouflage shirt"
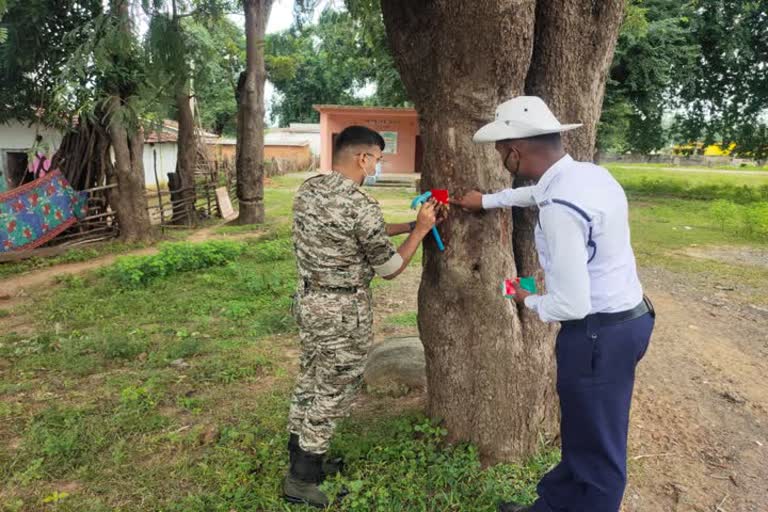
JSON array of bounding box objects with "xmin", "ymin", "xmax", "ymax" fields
[{"xmin": 292, "ymin": 172, "xmax": 402, "ymax": 289}]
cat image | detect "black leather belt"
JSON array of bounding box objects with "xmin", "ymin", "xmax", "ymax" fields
[
  {"xmin": 561, "ymin": 296, "xmax": 655, "ymax": 328},
  {"xmin": 303, "ymin": 279, "xmax": 360, "ymax": 294}
]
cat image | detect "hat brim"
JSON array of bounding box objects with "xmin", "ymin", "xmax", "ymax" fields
[{"xmin": 472, "ymin": 120, "xmax": 583, "ymax": 143}]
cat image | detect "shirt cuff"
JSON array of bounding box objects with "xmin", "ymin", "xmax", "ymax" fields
[
  {"xmin": 373, "ymin": 252, "xmax": 403, "ymax": 277},
  {"xmin": 524, "ymin": 294, "xmax": 542, "ymax": 312},
  {"xmin": 482, "ymin": 193, "xmax": 501, "ymax": 210}
]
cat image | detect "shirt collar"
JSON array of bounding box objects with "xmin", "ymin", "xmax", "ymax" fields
[
  {"xmin": 331, "ymin": 170, "xmax": 361, "ymax": 189},
  {"xmin": 536, "ymin": 154, "xmax": 573, "ymax": 195}
]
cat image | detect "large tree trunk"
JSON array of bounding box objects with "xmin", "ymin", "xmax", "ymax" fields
[
  {"xmin": 525, "ymin": 0, "xmax": 626, "ymax": 161},
  {"xmin": 381, "ymin": 0, "xmax": 625, "ymax": 466},
  {"xmin": 381, "ymin": 0, "xmax": 556, "ymax": 466},
  {"xmin": 173, "ymin": 88, "xmax": 198, "ymax": 225},
  {"xmin": 106, "ymin": 0, "xmax": 151, "ymax": 242},
  {"xmin": 235, "ymin": 0, "xmax": 273, "ymax": 225},
  {"xmin": 106, "ymin": 98, "xmax": 151, "ymax": 242}
]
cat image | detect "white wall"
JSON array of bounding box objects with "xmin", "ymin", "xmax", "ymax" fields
[
  {"xmin": 288, "ymin": 124, "xmax": 322, "ymax": 155},
  {"xmin": 142, "ymin": 143, "xmax": 177, "ymax": 187},
  {"xmin": 0, "ymin": 120, "xmax": 63, "ymax": 151},
  {"xmin": 0, "ymin": 121, "xmax": 179, "ymax": 191},
  {"xmin": 0, "ymin": 121, "xmax": 64, "ymax": 190}
]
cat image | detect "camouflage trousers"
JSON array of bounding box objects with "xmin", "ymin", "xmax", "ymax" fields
[{"xmin": 287, "ymin": 288, "xmax": 373, "ymax": 454}]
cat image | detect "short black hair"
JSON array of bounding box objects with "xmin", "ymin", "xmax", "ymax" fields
[{"xmin": 333, "ymin": 125, "xmax": 385, "ymax": 160}]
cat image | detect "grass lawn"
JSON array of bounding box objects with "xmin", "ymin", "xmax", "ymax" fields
[
  {"xmin": 604, "ymin": 161, "xmax": 768, "ymax": 172},
  {"xmin": 0, "ymin": 175, "xmax": 554, "ymax": 512},
  {"xmin": 606, "ymin": 164, "xmax": 768, "ymax": 188},
  {"xmin": 2, "ymin": 170, "xmax": 767, "ymax": 510}
]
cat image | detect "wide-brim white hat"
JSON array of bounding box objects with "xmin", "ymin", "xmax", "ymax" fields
[{"xmin": 473, "ymin": 96, "xmax": 582, "ymax": 143}]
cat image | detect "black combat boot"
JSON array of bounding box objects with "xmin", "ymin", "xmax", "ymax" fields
[
  {"xmin": 288, "ymin": 433, "xmax": 344, "ymax": 480},
  {"xmin": 283, "ymin": 445, "xmax": 329, "ymax": 508}
]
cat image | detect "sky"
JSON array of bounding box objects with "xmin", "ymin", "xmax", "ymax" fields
[
  {"xmin": 228, "ymin": 0, "xmax": 294, "ymax": 124},
  {"xmin": 266, "ymin": 0, "xmax": 296, "ymax": 34},
  {"xmin": 138, "ymin": 0, "xmax": 340, "ymax": 126},
  {"xmin": 229, "ymin": 0, "xmax": 335, "ymax": 126}
]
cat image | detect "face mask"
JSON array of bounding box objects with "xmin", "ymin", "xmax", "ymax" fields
[{"xmin": 363, "ymin": 161, "xmax": 383, "ymax": 187}]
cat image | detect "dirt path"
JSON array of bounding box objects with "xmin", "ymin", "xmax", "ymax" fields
[
  {"xmin": 371, "ymin": 265, "xmax": 768, "ymax": 512},
  {"xmin": 622, "ymin": 268, "xmax": 768, "ymax": 512}
]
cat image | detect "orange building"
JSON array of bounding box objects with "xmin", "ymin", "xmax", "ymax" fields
[
  {"xmin": 205, "ymin": 137, "xmax": 313, "ymax": 171},
  {"xmin": 264, "ymin": 141, "xmax": 313, "ymax": 170},
  {"xmin": 314, "ymin": 105, "xmax": 421, "ymax": 174}
]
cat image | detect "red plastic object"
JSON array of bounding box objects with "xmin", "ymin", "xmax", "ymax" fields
[
  {"xmin": 431, "ymin": 189, "xmax": 449, "ymax": 204},
  {"xmin": 503, "ymin": 278, "xmax": 519, "ymax": 297}
]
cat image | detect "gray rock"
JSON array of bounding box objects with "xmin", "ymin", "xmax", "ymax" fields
[{"xmin": 364, "ymin": 337, "xmax": 426, "ymax": 396}]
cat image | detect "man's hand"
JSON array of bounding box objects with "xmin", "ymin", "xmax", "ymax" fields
[
  {"xmin": 415, "ymin": 199, "xmax": 437, "ymax": 233},
  {"xmin": 450, "ymin": 190, "xmax": 484, "ymax": 212},
  {"xmin": 511, "ymin": 279, "xmax": 531, "ymax": 305}
]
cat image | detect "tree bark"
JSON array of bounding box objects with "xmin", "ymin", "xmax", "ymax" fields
[
  {"xmin": 381, "ymin": 0, "xmax": 557, "ymax": 466},
  {"xmin": 106, "ymin": 99, "xmax": 151, "ymax": 241},
  {"xmin": 236, "ymin": 0, "xmax": 273, "ymax": 225},
  {"xmin": 525, "ymin": 0, "xmax": 626, "ymax": 161},
  {"xmin": 381, "ymin": 0, "xmax": 625, "ymax": 465},
  {"xmin": 173, "ymin": 87, "xmax": 198, "ymax": 225},
  {"xmin": 106, "ymin": 0, "xmax": 151, "ymax": 242}
]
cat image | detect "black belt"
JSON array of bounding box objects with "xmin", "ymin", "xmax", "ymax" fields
[
  {"xmin": 303, "ymin": 280, "xmax": 360, "ymax": 294},
  {"xmin": 561, "ymin": 296, "xmax": 655, "ymax": 329}
]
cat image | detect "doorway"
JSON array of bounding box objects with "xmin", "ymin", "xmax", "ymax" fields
[{"xmin": 3, "ymin": 151, "xmax": 29, "ymax": 190}]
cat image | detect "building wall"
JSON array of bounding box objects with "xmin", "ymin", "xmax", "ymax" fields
[
  {"xmin": 266, "ymin": 130, "xmax": 321, "ymax": 155},
  {"xmin": 0, "ymin": 121, "xmax": 63, "ymax": 191},
  {"xmin": 207, "ymin": 143, "xmax": 237, "ymax": 163},
  {"xmin": 265, "ymin": 144, "xmax": 312, "ymax": 170},
  {"xmin": 142, "ymin": 143, "xmax": 178, "ymax": 187},
  {"xmin": 318, "ymin": 109, "xmax": 419, "ymax": 174},
  {"xmin": 288, "ymin": 124, "xmax": 321, "ymax": 155},
  {"xmin": 0, "ymin": 121, "xmax": 184, "ymax": 191},
  {"xmin": 0, "ymin": 120, "xmax": 63, "ymax": 151}
]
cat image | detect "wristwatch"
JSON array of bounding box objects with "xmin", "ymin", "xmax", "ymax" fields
[{"xmin": 408, "ymin": 221, "xmax": 417, "ymax": 232}]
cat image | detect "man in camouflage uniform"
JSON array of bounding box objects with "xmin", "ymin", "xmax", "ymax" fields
[{"xmin": 283, "ymin": 126, "xmax": 438, "ymax": 508}]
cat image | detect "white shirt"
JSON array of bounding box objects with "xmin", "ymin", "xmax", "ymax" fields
[{"xmin": 483, "ymin": 154, "xmax": 643, "ymax": 323}]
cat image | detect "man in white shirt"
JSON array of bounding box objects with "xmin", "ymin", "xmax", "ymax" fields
[{"xmin": 453, "ymin": 96, "xmax": 655, "ymax": 512}]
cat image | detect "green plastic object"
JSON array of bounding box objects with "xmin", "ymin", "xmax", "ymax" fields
[
  {"xmin": 519, "ymin": 276, "xmax": 537, "ymax": 293},
  {"xmin": 502, "ymin": 276, "xmax": 538, "ymax": 298}
]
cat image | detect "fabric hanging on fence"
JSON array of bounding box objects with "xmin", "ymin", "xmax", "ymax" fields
[{"xmin": 0, "ymin": 170, "xmax": 88, "ymax": 253}]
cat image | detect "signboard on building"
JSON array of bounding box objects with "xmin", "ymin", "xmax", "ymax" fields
[{"xmin": 380, "ymin": 131, "xmax": 398, "ymax": 154}]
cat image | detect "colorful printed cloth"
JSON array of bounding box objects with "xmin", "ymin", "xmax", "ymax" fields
[{"xmin": 0, "ymin": 170, "xmax": 88, "ymax": 253}]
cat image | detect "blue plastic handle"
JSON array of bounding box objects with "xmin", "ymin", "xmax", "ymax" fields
[
  {"xmin": 431, "ymin": 226, "xmax": 445, "ymax": 251},
  {"xmin": 410, "ymin": 191, "xmax": 444, "ymax": 252},
  {"xmin": 410, "ymin": 190, "xmax": 433, "ymax": 209}
]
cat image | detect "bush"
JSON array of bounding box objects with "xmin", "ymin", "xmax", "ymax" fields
[
  {"xmin": 625, "ymin": 178, "xmax": 768, "ymax": 203},
  {"xmin": 245, "ymin": 237, "xmax": 294, "ymax": 263},
  {"xmin": 709, "ymin": 200, "xmax": 741, "ymax": 231},
  {"xmin": 742, "ymin": 203, "xmax": 768, "ymax": 240},
  {"xmin": 708, "ymin": 199, "xmax": 768, "ymax": 240},
  {"xmin": 102, "ymin": 240, "xmax": 247, "ymax": 288}
]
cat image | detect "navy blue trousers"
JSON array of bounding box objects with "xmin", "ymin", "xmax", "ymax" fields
[{"xmin": 532, "ymin": 312, "xmax": 654, "ymax": 512}]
